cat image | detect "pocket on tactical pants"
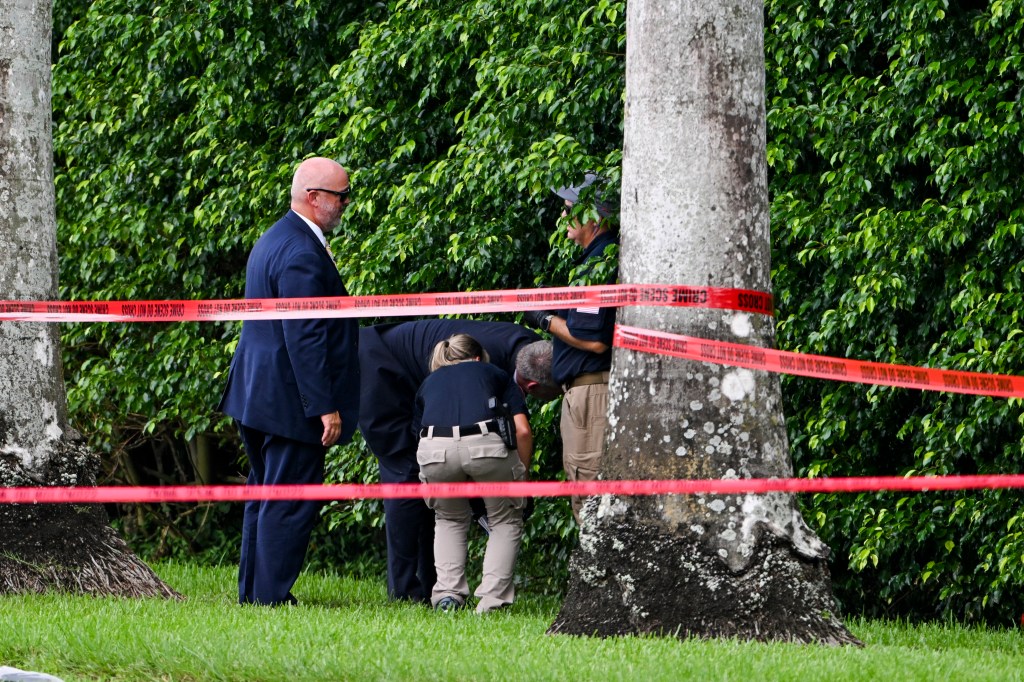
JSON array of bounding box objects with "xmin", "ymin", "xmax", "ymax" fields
[
  {"xmin": 416, "ymin": 445, "xmax": 448, "ymax": 467},
  {"xmin": 572, "ymin": 463, "xmax": 599, "ymax": 483},
  {"xmin": 417, "ymin": 444, "xmax": 449, "ymax": 510},
  {"xmin": 467, "ymin": 442, "xmax": 510, "ymax": 460},
  {"xmin": 562, "ymin": 385, "xmax": 608, "ymax": 454},
  {"xmin": 506, "ymin": 457, "xmax": 527, "ymax": 510}
]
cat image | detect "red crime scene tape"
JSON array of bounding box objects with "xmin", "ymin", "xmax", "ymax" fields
[
  {"xmin": 615, "ymin": 325, "xmax": 1024, "ymax": 399},
  {"xmin": 0, "ymin": 284, "xmax": 773, "ymax": 323},
  {"xmin": 4, "ymin": 284, "xmax": 1023, "ymax": 504},
  {"xmin": 3, "ymin": 475, "xmax": 1024, "ymax": 504}
]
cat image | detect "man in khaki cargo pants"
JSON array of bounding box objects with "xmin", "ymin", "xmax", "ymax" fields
[{"xmin": 523, "ymin": 172, "xmax": 618, "ymax": 520}]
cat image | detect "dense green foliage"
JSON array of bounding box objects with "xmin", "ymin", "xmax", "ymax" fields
[
  {"xmin": 50, "ymin": 0, "xmax": 1023, "ymax": 622},
  {"xmin": 5, "ymin": 563, "xmax": 1024, "ymax": 681},
  {"xmin": 50, "ymin": 0, "xmax": 622, "ymax": 589},
  {"xmin": 766, "ymin": 0, "xmax": 1024, "ymax": 623}
]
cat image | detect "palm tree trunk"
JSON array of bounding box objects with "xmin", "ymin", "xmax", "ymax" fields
[
  {"xmin": 0, "ymin": 0, "xmax": 178, "ymax": 599},
  {"xmin": 549, "ymin": 0, "xmax": 858, "ymax": 644}
]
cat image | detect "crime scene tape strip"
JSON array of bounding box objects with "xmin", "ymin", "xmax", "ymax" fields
[
  {"xmin": 4, "ymin": 289, "xmax": 1020, "ymax": 504},
  {"xmin": 615, "ymin": 325, "xmax": 1024, "ymax": 399},
  {"xmin": 3, "ymin": 475, "xmax": 1024, "ymax": 504},
  {"xmin": 0, "ymin": 284, "xmax": 773, "ymax": 323}
]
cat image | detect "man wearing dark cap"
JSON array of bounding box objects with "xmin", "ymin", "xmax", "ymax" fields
[
  {"xmin": 523, "ymin": 172, "xmax": 619, "ymax": 521},
  {"xmin": 358, "ymin": 318, "xmax": 561, "ymax": 603}
]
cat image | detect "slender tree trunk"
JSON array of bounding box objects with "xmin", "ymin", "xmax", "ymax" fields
[
  {"xmin": 549, "ymin": 0, "xmax": 858, "ymax": 644},
  {"xmin": 0, "ymin": 0, "xmax": 178, "ymax": 598}
]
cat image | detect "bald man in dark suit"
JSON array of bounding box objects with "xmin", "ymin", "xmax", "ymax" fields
[{"xmin": 220, "ymin": 157, "xmax": 359, "ymax": 606}]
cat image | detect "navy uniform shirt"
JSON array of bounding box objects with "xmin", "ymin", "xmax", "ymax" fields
[
  {"xmin": 358, "ymin": 320, "xmax": 540, "ymax": 472},
  {"xmin": 551, "ymin": 230, "xmax": 618, "ymax": 385},
  {"xmin": 413, "ymin": 361, "xmax": 528, "ymax": 435}
]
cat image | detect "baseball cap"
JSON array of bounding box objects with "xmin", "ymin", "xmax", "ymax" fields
[{"xmin": 553, "ymin": 172, "xmax": 615, "ymax": 218}]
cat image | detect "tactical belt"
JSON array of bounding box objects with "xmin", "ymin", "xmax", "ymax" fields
[
  {"xmin": 563, "ymin": 371, "xmax": 611, "ymax": 392},
  {"xmin": 420, "ymin": 420, "xmax": 499, "ymax": 439}
]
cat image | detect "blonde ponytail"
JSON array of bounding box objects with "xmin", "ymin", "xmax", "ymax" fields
[{"xmin": 429, "ymin": 333, "xmax": 490, "ymax": 371}]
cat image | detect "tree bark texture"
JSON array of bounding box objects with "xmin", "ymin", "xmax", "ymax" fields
[
  {"xmin": 0, "ymin": 0, "xmax": 67, "ymax": 453},
  {"xmin": 0, "ymin": 0, "xmax": 178, "ymax": 599},
  {"xmin": 549, "ymin": 0, "xmax": 859, "ymax": 644}
]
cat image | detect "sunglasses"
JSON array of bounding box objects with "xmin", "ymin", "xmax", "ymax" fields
[{"xmin": 306, "ymin": 186, "xmax": 351, "ymax": 201}]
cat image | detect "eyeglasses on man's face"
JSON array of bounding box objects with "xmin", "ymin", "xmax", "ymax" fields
[{"xmin": 306, "ymin": 186, "xmax": 351, "ymax": 201}]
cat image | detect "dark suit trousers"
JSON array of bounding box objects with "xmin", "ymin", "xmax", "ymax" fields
[
  {"xmin": 238, "ymin": 423, "xmax": 325, "ymax": 606},
  {"xmin": 378, "ymin": 455, "xmax": 436, "ymax": 603}
]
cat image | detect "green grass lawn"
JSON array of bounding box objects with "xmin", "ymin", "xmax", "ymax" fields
[{"xmin": 1, "ymin": 562, "xmax": 1022, "ymax": 681}]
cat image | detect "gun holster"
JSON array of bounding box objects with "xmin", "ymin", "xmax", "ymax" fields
[{"xmin": 488, "ymin": 396, "xmax": 517, "ymax": 450}]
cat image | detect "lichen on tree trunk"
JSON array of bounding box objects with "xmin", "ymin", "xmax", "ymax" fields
[
  {"xmin": 549, "ymin": 495, "xmax": 860, "ymax": 645},
  {"xmin": 548, "ymin": 0, "xmax": 859, "ymax": 644}
]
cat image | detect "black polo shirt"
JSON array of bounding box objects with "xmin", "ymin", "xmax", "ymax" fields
[
  {"xmin": 358, "ymin": 320, "xmax": 540, "ymax": 466},
  {"xmin": 551, "ymin": 230, "xmax": 618, "ymax": 385},
  {"xmin": 412, "ymin": 361, "xmax": 527, "ymax": 434}
]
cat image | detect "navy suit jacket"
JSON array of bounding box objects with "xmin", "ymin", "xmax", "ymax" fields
[
  {"xmin": 358, "ymin": 320, "xmax": 539, "ymax": 475},
  {"xmin": 220, "ymin": 210, "xmax": 360, "ymax": 445}
]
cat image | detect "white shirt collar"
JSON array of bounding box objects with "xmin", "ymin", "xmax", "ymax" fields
[{"xmin": 294, "ymin": 210, "xmax": 328, "ymax": 249}]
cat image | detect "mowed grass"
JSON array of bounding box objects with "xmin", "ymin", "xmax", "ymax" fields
[{"xmin": 1, "ymin": 562, "xmax": 1022, "ymax": 681}]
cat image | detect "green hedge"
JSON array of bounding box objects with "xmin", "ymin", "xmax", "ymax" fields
[
  {"xmin": 766, "ymin": 0, "xmax": 1024, "ymax": 623},
  {"xmin": 52, "ymin": 0, "xmax": 1024, "ymax": 622}
]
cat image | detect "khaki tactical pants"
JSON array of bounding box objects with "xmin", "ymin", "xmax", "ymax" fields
[
  {"xmin": 560, "ymin": 380, "xmax": 609, "ymax": 520},
  {"xmin": 417, "ymin": 431, "xmax": 526, "ymax": 613}
]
